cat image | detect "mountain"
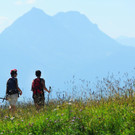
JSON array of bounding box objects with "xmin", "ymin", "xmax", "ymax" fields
[
  {"xmin": 0, "ymin": 7, "xmax": 135, "ymax": 99},
  {"xmin": 116, "ymin": 36, "xmax": 135, "ymax": 47}
]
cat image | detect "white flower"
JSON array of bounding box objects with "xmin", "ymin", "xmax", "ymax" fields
[
  {"xmin": 10, "ymin": 117, "xmax": 15, "ymax": 120},
  {"xmin": 53, "ymin": 108, "xmax": 58, "ymax": 111}
]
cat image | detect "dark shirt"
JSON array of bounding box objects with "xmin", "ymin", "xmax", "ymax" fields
[{"xmin": 6, "ymin": 77, "xmax": 18, "ymax": 95}]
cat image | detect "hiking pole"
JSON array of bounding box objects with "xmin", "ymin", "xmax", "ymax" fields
[
  {"xmin": 47, "ymin": 86, "xmax": 52, "ymax": 105},
  {"xmin": 0, "ymin": 97, "xmax": 6, "ymax": 102}
]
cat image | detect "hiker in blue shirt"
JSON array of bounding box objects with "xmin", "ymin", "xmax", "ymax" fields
[{"xmin": 6, "ymin": 69, "xmax": 22, "ymax": 114}]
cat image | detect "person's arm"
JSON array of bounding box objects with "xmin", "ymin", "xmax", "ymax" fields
[
  {"xmin": 31, "ymin": 80, "xmax": 34, "ymax": 91},
  {"xmin": 41, "ymin": 79, "xmax": 50, "ymax": 93},
  {"xmin": 16, "ymin": 79, "xmax": 22, "ymax": 95}
]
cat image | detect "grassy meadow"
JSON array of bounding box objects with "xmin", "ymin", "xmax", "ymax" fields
[{"xmin": 0, "ymin": 73, "xmax": 135, "ymax": 135}]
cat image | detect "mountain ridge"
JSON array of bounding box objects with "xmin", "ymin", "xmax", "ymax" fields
[{"xmin": 116, "ymin": 36, "xmax": 135, "ymax": 47}]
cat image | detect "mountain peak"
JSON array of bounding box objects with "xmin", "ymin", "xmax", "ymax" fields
[
  {"xmin": 29, "ymin": 7, "xmax": 47, "ymax": 15},
  {"xmin": 23, "ymin": 7, "xmax": 50, "ymax": 18},
  {"xmin": 54, "ymin": 11, "xmax": 87, "ymax": 20},
  {"xmin": 31, "ymin": 7, "xmax": 43, "ymax": 12},
  {"xmin": 54, "ymin": 11, "xmax": 97, "ymax": 30},
  {"xmin": 55, "ymin": 11, "xmax": 82, "ymax": 16}
]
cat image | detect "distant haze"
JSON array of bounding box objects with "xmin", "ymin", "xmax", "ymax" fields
[{"xmin": 0, "ymin": 8, "xmax": 135, "ymax": 100}]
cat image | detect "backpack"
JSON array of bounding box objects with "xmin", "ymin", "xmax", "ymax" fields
[
  {"xmin": 7, "ymin": 77, "xmax": 18, "ymax": 95},
  {"xmin": 32, "ymin": 78, "xmax": 43, "ymax": 95}
]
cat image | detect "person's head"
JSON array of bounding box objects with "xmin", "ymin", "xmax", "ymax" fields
[
  {"xmin": 35, "ymin": 70, "xmax": 41, "ymax": 78},
  {"xmin": 10, "ymin": 69, "xmax": 17, "ymax": 77}
]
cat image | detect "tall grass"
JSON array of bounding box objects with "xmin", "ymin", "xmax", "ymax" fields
[{"xmin": 0, "ymin": 73, "xmax": 135, "ymax": 135}]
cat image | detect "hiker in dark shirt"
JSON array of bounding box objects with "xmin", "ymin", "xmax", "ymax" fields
[
  {"xmin": 6, "ymin": 69, "xmax": 22, "ymax": 114},
  {"xmin": 32, "ymin": 70, "xmax": 50, "ymax": 109}
]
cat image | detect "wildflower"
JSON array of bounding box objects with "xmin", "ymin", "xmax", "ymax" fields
[
  {"xmin": 72, "ymin": 119, "xmax": 74, "ymax": 122},
  {"xmin": 10, "ymin": 117, "xmax": 15, "ymax": 120},
  {"xmin": 53, "ymin": 109, "xmax": 57, "ymax": 111},
  {"xmin": 31, "ymin": 123, "xmax": 34, "ymax": 127},
  {"xmin": 5, "ymin": 116, "xmax": 8, "ymax": 119},
  {"xmin": 73, "ymin": 117, "xmax": 76, "ymax": 119},
  {"xmin": 81, "ymin": 126, "xmax": 84, "ymax": 129},
  {"xmin": 61, "ymin": 113, "xmax": 64, "ymax": 116},
  {"xmin": 55, "ymin": 121, "xmax": 57, "ymax": 123},
  {"xmin": 46, "ymin": 118, "xmax": 48, "ymax": 120},
  {"xmin": 80, "ymin": 109, "xmax": 82, "ymax": 112},
  {"xmin": 69, "ymin": 99, "xmax": 73, "ymax": 102},
  {"xmin": 21, "ymin": 120, "xmax": 24, "ymax": 122}
]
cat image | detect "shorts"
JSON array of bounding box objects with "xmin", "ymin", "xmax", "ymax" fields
[
  {"xmin": 7, "ymin": 94, "xmax": 18, "ymax": 106},
  {"xmin": 33, "ymin": 93, "xmax": 45, "ymax": 106}
]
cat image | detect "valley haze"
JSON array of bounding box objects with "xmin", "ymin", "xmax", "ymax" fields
[{"xmin": 0, "ymin": 7, "xmax": 135, "ymax": 100}]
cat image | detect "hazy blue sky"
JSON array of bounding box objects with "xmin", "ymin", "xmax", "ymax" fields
[{"xmin": 0, "ymin": 0, "xmax": 135, "ymax": 38}]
